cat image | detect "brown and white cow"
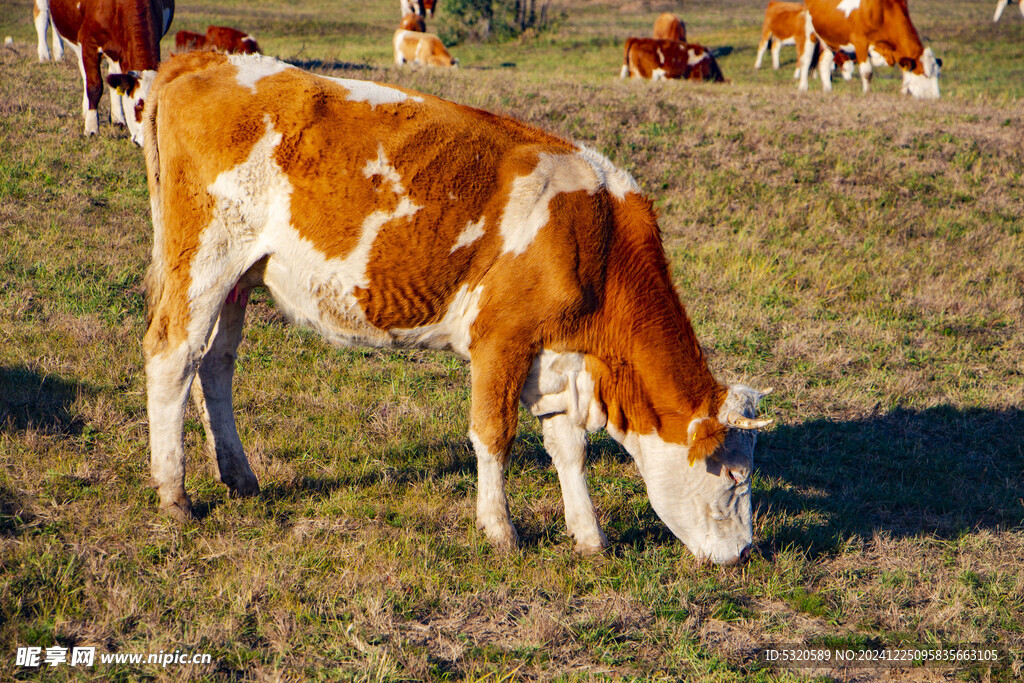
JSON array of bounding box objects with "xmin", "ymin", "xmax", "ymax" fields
[
  {"xmin": 802, "ymin": 0, "xmax": 941, "ymax": 98},
  {"xmin": 993, "ymin": 0, "xmax": 1024, "ymax": 21},
  {"xmin": 399, "ymin": 13, "xmax": 426, "ymax": 32},
  {"xmin": 620, "ymin": 38, "xmax": 727, "ymax": 82},
  {"xmin": 34, "ymin": 0, "xmax": 64, "ymax": 62},
  {"xmin": 205, "ymin": 25, "xmax": 261, "ymax": 54},
  {"xmin": 140, "ymin": 51, "xmax": 772, "ymax": 565},
  {"xmin": 652, "ymin": 12, "xmax": 686, "ymax": 42},
  {"xmin": 755, "ymin": 2, "xmax": 855, "ymax": 82},
  {"xmin": 393, "ymin": 29, "xmax": 456, "ymax": 67},
  {"xmin": 401, "ymin": 0, "xmax": 438, "ymax": 18},
  {"xmin": 174, "ymin": 29, "xmax": 205, "ymax": 52},
  {"xmin": 49, "ymin": 0, "xmax": 173, "ymax": 143}
]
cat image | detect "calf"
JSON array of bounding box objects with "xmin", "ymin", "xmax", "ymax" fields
[
  {"xmin": 652, "ymin": 12, "xmax": 686, "ymax": 42},
  {"xmin": 755, "ymin": 2, "xmax": 855, "ymax": 82},
  {"xmin": 393, "ymin": 29, "xmax": 456, "ymax": 67},
  {"xmin": 802, "ymin": 0, "xmax": 941, "ymax": 98},
  {"xmin": 49, "ymin": 0, "xmax": 173, "ymax": 143},
  {"xmin": 140, "ymin": 51, "xmax": 772, "ymax": 564},
  {"xmin": 205, "ymin": 25, "xmax": 261, "ymax": 54},
  {"xmin": 620, "ymin": 38, "xmax": 726, "ymax": 82}
]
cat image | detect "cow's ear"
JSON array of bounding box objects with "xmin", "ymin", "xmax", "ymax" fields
[
  {"xmin": 898, "ymin": 56, "xmax": 917, "ymax": 72},
  {"xmin": 108, "ymin": 71, "xmax": 141, "ymax": 96},
  {"xmin": 935, "ymin": 57, "xmax": 943, "ymax": 69},
  {"xmin": 686, "ymin": 416, "xmax": 725, "ymax": 465}
]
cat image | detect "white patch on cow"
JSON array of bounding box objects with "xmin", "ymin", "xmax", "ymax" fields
[
  {"xmin": 575, "ymin": 145, "xmax": 641, "ymax": 200},
  {"xmin": 619, "ymin": 63, "xmax": 629, "ymax": 79},
  {"xmin": 362, "ymin": 144, "xmax": 404, "ymax": 193},
  {"xmin": 228, "ymin": 53, "xmax": 289, "ymax": 92},
  {"xmin": 323, "ymin": 74, "xmax": 425, "ymax": 109},
  {"xmin": 900, "ymin": 47, "xmax": 940, "ymax": 99},
  {"xmin": 498, "ymin": 152, "xmax": 606, "ymax": 256},
  {"xmin": 450, "ymin": 217, "xmax": 485, "ymax": 253},
  {"xmin": 656, "ymin": 47, "xmax": 664, "ymax": 64},
  {"xmin": 390, "ymin": 284, "xmax": 482, "ymax": 358},
  {"xmin": 652, "ymin": 68, "xmax": 667, "ymax": 80},
  {"xmin": 469, "ymin": 428, "xmax": 518, "ymax": 546},
  {"xmin": 837, "ymin": 0, "xmax": 861, "ymax": 17},
  {"xmin": 687, "ymin": 49, "xmax": 709, "ymax": 66},
  {"xmin": 190, "ymin": 117, "xmax": 288, "ymax": 313}
]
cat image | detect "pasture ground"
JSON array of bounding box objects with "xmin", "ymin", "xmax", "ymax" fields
[{"xmin": 1, "ymin": 0, "xmax": 1023, "ymax": 680}]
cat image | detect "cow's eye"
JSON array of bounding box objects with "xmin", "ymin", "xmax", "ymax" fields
[{"xmin": 135, "ymin": 100, "xmax": 145, "ymax": 123}]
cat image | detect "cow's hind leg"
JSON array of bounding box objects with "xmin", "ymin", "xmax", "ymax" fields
[
  {"xmin": 190, "ymin": 287, "xmax": 260, "ymax": 499},
  {"xmin": 993, "ymin": 0, "xmax": 1008, "ymax": 21},
  {"xmin": 541, "ymin": 414, "xmax": 608, "ymax": 555}
]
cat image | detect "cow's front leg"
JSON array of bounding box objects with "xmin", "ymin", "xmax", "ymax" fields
[
  {"xmin": 993, "ymin": 0, "xmax": 1009, "ymax": 21},
  {"xmin": 78, "ymin": 41, "xmax": 103, "ymax": 135},
  {"xmin": 106, "ymin": 58, "xmax": 127, "ymax": 125},
  {"xmin": 190, "ymin": 288, "xmax": 260, "ymax": 499},
  {"xmin": 858, "ymin": 59, "xmax": 873, "ymax": 93},
  {"xmin": 796, "ymin": 34, "xmax": 815, "ymax": 91},
  {"xmin": 542, "ymin": 413, "xmax": 608, "ymax": 555},
  {"xmin": 468, "ymin": 344, "xmax": 535, "ymax": 550}
]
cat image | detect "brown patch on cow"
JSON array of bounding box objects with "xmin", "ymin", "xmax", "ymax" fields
[{"xmin": 399, "ymin": 14, "xmax": 426, "ymax": 32}]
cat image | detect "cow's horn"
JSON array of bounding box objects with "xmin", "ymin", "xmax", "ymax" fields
[{"xmin": 726, "ymin": 411, "xmax": 774, "ymax": 430}]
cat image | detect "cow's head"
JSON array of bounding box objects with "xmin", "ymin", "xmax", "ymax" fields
[
  {"xmin": 107, "ymin": 70, "xmax": 158, "ymax": 146},
  {"xmin": 899, "ymin": 47, "xmax": 941, "ymax": 99},
  {"xmin": 241, "ymin": 36, "xmax": 261, "ymax": 54},
  {"xmin": 607, "ymin": 384, "xmax": 772, "ymax": 565}
]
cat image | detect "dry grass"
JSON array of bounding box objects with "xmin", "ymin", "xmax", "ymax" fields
[{"xmin": 2, "ymin": 0, "xmax": 1023, "ymax": 680}]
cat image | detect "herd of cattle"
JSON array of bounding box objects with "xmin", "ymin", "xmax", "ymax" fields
[
  {"xmin": 29, "ymin": 0, "xmax": 1024, "ymax": 141},
  {"xmin": 16, "ymin": 0, "xmax": 1017, "ymax": 565}
]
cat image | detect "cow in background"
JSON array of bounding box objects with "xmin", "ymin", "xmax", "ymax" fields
[
  {"xmin": 401, "ymin": 0, "xmax": 438, "ymax": 18},
  {"xmin": 174, "ymin": 30, "xmax": 205, "ymax": 52},
  {"xmin": 399, "ymin": 14, "xmax": 426, "ymax": 32},
  {"xmin": 803, "ymin": 0, "xmax": 941, "ymax": 98},
  {"xmin": 993, "ymin": 0, "xmax": 1024, "ymax": 21},
  {"xmin": 755, "ymin": 2, "xmax": 855, "ymax": 83},
  {"xmin": 138, "ymin": 50, "xmax": 772, "ymax": 564},
  {"xmin": 394, "ymin": 29, "xmax": 456, "ymax": 66},
  {"xmin": 205, "ymin": 25, "xmax": 261, "ymax": 54},
  {"xmin": 33, "ymin": 0, "xmax": 64, "ymax": 62},
  {"xmin": 621, "ymin": 38, "xmax": 727, "ymax": 82},
  {"xmin": 652, "ymin": 12, "xmax": 686, "ymax": 42},
  {"xmin": 48, "ymin": 0, "xmax": 174, "ymax": 143}
]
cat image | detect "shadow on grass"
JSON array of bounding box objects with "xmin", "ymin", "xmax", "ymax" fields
[
  {"xmin": 756, "ymin": 406, "xmax": 1024, "ymax": 558},
  {"xmin": 0, "ymin": 365, "xmax": 90, "ymax": 436}
]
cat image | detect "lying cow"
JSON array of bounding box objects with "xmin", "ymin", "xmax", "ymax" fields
[
  {"xmin": 621, "ymin": 38, "xmax": 727, "ymax": 82},
  {"xmin": 399, "ymin": 13, "xmax": 426, "ymax": 32},
  {"xmin": 803, "ymin": 0, "xmax": 941, "ymax": 98},
  {"xmin": 652, "ymin": 12, "xmax": 686, "ymax": 42},
  {"xmin": 174, "ymin": 29, "xmax": 205, "ymax": 52},
  {"xmin": 755, "ymin": 1, "xmax": 855, "ymax": 82},
  {"xmin": 993, "ymin": 0, "xmax": 1024, "ymax": 21},
  {"xmin": 49, "ymin": 0, "xmax": 173, "ymax": 143},
  {"xmin": 205, "ymin": 25, "xmax": 261, "ymax": 54},
  {"xmin": 33, "ymin": 0, "xmax": 64, "ymax": 62},
  {"xmin": 139, "ymin": 51, "xmax": 772, "ymax": 565},
  {"xmin": 393, "ymin": 29, "xmax": 456, "ymax": 67}
]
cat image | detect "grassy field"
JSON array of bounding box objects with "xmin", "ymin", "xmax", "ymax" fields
[{"xmin": 1, "ymin": 0, "xmax": 1023, "ymax": 680}]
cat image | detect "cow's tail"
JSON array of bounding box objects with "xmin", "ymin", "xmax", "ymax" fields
[
  {"xmin": 142, "ymin": 70, "xmax": 165, "ymax": 331},
  {"xmin": 620, "ymin": 38, "xmax": 634, "ymax": 78}
]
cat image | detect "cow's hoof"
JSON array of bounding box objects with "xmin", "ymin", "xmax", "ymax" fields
[
  {"xmin": 160, "ymin": 494, "xmax": 196, "ymax": 522},
  {"xmin": 573, "ymin": 539, "xmax": 610, "ymax": 556},
  {"xmin": 226, "ymin": 476, "xmax": 260, "ymax": 499},
  {"xmin": 479, "ymin": 521, "xmax": 520, "ymax": 550}
]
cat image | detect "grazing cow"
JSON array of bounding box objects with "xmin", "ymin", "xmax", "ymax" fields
[
  {"xmin": 48, "ymin": 0, "xmax": 173, "ymax": 143},
  {"xmin": 174, "ymin": 30, "xmax": 205, "ymax": 52},
  {"xmin": 33, "ymin": 0, "xmax": 64, "ymax": 62},
  {"xmin": 205, "ymin": 25, "xmax": 261, "ymax": 54},
  {"xmin": 993, "ymin": 0, "xmax": 1024, "ymax": 21},
  {"xmin": 399, "ymin": 13, "xmax": 426, "ymax": 32},
  {"xmin": 755, "ymin": 2, "xmax": 855, "ymax": 82},
  {"xmin": 140, "ymin": 51, "xmax": 773, "ymax": 565},
  {"xmin": 393, "ymin": 29, "xmax": 456, "ymax": 67},
  {"xmin": 620, "ymin": 38, "xmax": 727, "ymax": 82},
  {"xmin": 652, "ymin": 12, "xmax": 686, "ymax": 42},
  {"xmin": 802, "ymin": 0, "xmax": 941, "ymax": 98}
]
